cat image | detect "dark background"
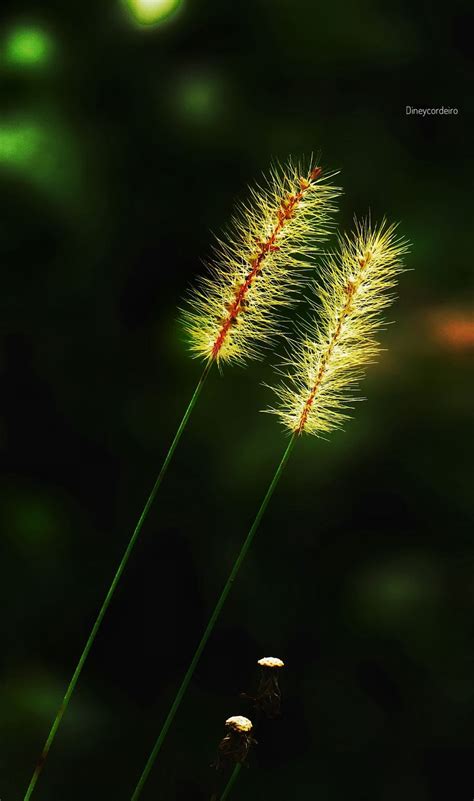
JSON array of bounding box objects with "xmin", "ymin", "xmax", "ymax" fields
[{"xmin": 1, "ymin": 1, "xmax": 473, "ymax": 799}]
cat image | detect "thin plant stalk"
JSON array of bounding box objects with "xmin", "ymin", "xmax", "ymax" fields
[
  {"xmin": 220, "ymin": 764, "xmax": 242, "ymax": 801},
  {"xmin": 131, "ymin": 434, "xmax": 297, "ymax": 800},
  {"xmin": 23, "ymin": 360, "xmax": 213, "ymax": 801}
]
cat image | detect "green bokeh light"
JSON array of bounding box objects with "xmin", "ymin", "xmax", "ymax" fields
[
  {"xmin": 124, "ymin": 0, "xmax": 182, "ymax": 26},
  {"xmin": 4, "ymin": 26, "xmax": 53, "ymax": 67},
  {"xmin": 0, "ymin": 120, "xmax": 43, "ymax": 166},
  {"xmin": 1, "ymin": 486, "xmax": 65, "ymax": 551},
  {"xmin": 179, "ymin": 76, "xmax": 218, "ymax": 120},
  {"xmin": 14, "ymin": 502, "xmax": 59, "ymax": 547},
  {"xmin": 0, "ymin": 113, "xmax": 83, "ymax": 206},
  {"xmin": 171, "ymin": 73, "xmax": 224, "ymax": 129},
  {"xmin": 371, "ymin": 570, "xmax": 424, "ymax": 606},
  {"xmin": 353, "ymin": 556, "xmax": 440, "ymax": 630}
]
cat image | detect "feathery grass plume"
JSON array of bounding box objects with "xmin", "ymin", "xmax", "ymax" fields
[
  {"xmin": 182, "ymin": 158, "xmax": 341, "ymax": 367},
  {"xmin": 22, "ymin": 156, "xmax": 339, "ymax": 801},
  {"xmin": 269, "ymin": 218, "xmax": 410, "ymax": 435},
  {"xmin": 130, "ymin": 216, "xmax": 409, "ymax": 799}
]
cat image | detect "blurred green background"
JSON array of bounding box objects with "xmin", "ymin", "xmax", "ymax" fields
[{"xmin": 0, "ymin": 1, "xmax": 473, "ymax": 799}]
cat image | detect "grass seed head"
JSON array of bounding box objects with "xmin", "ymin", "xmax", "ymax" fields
[
  {"xmin": 269, "ymin": 217, "xmax": 410, "ymax": 435},
  {"xmin": 182, "ymin": 158, "xmax": 341, "ymax": 367}
]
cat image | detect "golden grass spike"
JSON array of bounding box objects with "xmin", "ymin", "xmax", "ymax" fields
[
  {"xmin": 269, "ymin": 218, "xmax": 410, "ymax": 435},
  {"xmin": 181, "ymin": 158, "xmax": 341, "ymax": 366}
]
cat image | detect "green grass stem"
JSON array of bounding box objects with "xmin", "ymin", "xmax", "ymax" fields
[
  {"xmin": 23, "ymin": 360, "xmax": 213, "ymax": 801},
  {"xmin": 130, "ymin": 433, "xmax": 297, "ymax": 799},
  {"xmin": 220, "ymin": 764, "xmax": 242, "ymax": 801}
]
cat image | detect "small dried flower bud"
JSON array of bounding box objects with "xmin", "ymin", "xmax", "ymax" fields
[
  {"xmin": 215, "ymin": 715, "xmax": 257, "ymax": 770},
  {"xmin": 257, "ymin": 657, "xmax": 284, "ymax": 669},
  {"xmin": 240, "ymin": 657, "xmax": 285, "ymax": 719},
  {"xmin": 225, "ymin": 715, "xmax": 253, "ymax": 732}
]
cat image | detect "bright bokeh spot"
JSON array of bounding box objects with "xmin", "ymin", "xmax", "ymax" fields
[
  {"xmin": 4, "ymin": 26, "xmax": 53, "ymax": 67},
  {"xmin": 125, "ymin": 0, "xmax": 182, "ymax": 26},
  {"xmin": 427, "ymin": 306, "xmax": 474, "ymax": 350},
  {"xmin": 0, "ymin": 121, "xmax": 43, "ymax": 166},
  {"xmin": 0, "ymin": 113, "xmax": 82, "ymax": 206}
]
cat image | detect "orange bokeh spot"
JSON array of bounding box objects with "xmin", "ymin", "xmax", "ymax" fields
[{"xmin": 430, "ymin": 310, "xmax": 474, "ymax": 349}]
